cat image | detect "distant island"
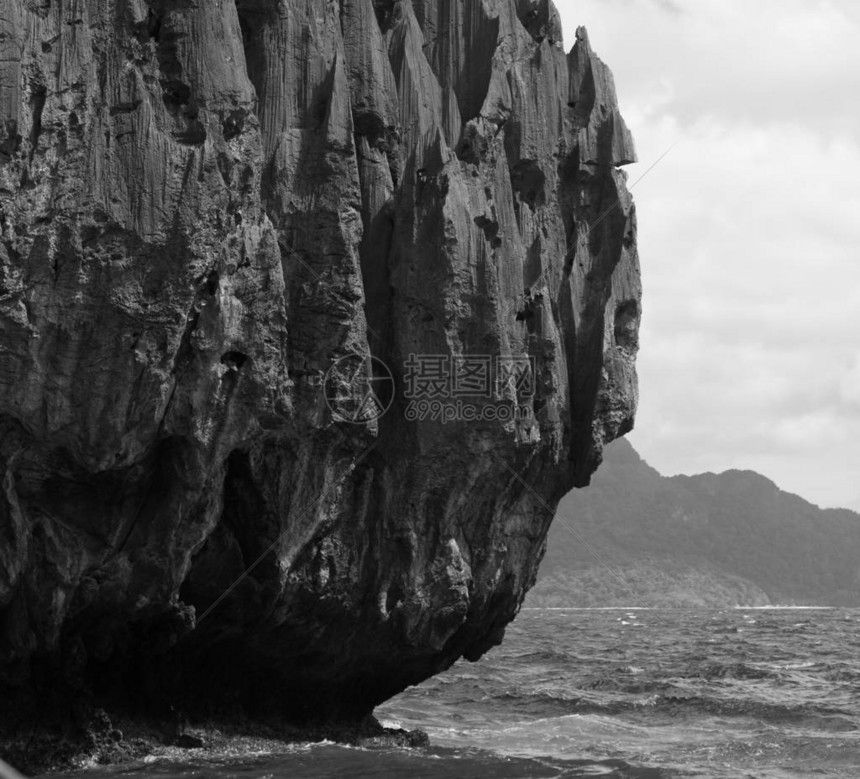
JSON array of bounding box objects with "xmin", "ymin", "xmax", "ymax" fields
[{"xmin": 530, "ymin": 439, "xmax": 860, "ymax": 608}]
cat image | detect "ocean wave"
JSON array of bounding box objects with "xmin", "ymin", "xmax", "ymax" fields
[
  {"xmin": 376, "ymin": 608, "xmax": 860, "ymax": 778},
  {"xmin": 685, "ymin": 661, "xmax": 777, "ymax": 680},
  {"xmin": 821, "ymin": 662, "xmax": 860, "ymax": 682},
  {"xmin": 636, "ymin": 693, "xmax": 856, "ymax": 724},
  {"xmin": 480, "ymin": 683, "xmax": 858, "ymax": 727}
]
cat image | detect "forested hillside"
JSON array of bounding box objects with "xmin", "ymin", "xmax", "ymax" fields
[{"xmin": 531, "ymin": 440, "xmax": 860, "ymax": 607}]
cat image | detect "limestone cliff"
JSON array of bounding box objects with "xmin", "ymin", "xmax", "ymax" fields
[{"xmin": 0, "ymin": 0, "xmax": 639, "ymax": 723}]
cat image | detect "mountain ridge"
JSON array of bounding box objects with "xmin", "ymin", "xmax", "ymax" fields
[{"xmin": 531, "ymin": 439, "xmax": 860, "ymax": 607}]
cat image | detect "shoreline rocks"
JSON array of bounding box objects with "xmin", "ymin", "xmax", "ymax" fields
[{"xmin": 0, "ymin": 710, "xmax": 429, "ymax": 776}]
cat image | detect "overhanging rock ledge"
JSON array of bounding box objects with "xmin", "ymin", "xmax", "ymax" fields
[{"xmin": 0, "ymin": 1, "xmax": 639, "ymax": 722}]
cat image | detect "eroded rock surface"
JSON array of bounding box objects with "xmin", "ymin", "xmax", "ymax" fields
[{"xmin": 0, "ymin": 0, "xmax": 639, "ymax": 722}]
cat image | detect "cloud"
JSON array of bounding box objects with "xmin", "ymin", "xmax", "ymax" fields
[
  {"xmin": 839, "ymin": 354, "xmax": 860, "ymax": 409},
  {"xmin": 554, "ymin": 0, "xmax": 860, "ymax": 507},
  {"xmin": 557, "ymin": 0, "xmax": 860, "ymax": 137}
]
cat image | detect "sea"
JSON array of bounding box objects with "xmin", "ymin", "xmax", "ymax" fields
[{"xmin": 51, "ymin": 607, "xmax": 860, "ymax": 778}]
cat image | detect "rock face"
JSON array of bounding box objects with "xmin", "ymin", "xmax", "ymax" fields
[{"xmin": 0, "ymin": 0, "xmax": 639, "ymax": 723}]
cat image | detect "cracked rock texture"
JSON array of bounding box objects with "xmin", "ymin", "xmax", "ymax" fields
[{"xmin": 0, "ymin": 0, "xmax": 639, "ymax": 722}]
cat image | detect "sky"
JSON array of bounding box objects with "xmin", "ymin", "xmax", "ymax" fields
[{"xmin": 553, "ymin": 0, "xmax": 860, "ymax": 509}]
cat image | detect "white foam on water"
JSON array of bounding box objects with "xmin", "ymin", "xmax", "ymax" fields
[
  {"xmin": 734, "ymin": 605, "xmax": 835, "ymax": 610},
  {"xmin": 521, "ymin": 606, "xmax": 654, "ymax": 611}
]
